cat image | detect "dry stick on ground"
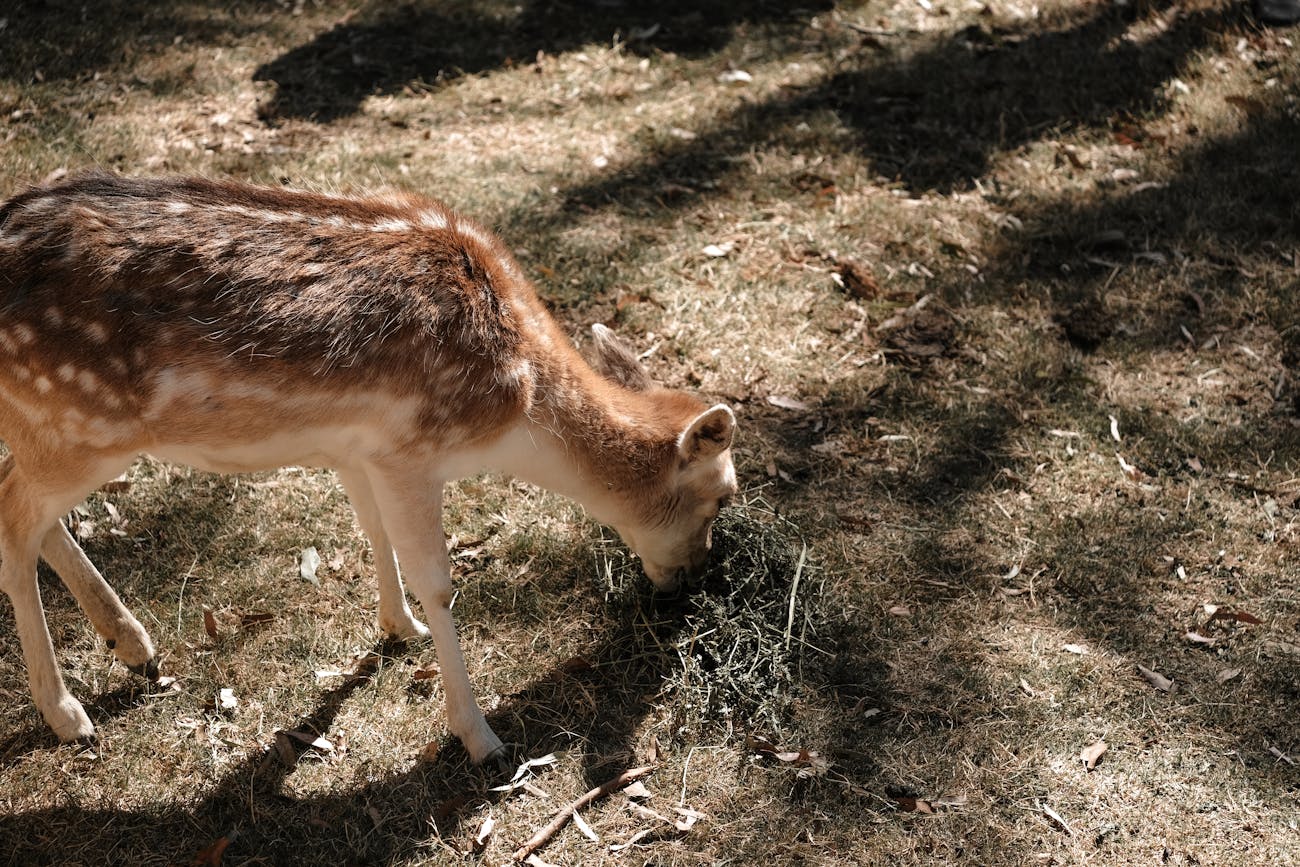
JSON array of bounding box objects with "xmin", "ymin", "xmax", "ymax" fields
[{"xmin": 512, "ymin": 765, "xmax": 656, "ymax": 861}]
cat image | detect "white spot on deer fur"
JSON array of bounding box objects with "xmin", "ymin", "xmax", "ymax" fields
[
  {"xmin": 0, "ymin": 329, "xmax": 14, "ymax": 354},
  {"xmin": 419, "ymin": 210, "xmax": 449, "ymax": 230},
  {"xmin": 83, "ymin": 321, "xmax": 108, "ymax": 343},
  {"xmin": 44, "ymin": 307, "xmax": 64, "ymax": 328},
  {"xmin": 76, "ymin": 369, "xmax": 102, "ymax": 394},
  {"xmin": 166, "ymin": 201, "xmax": 191, "ymax": 214},
  {"xmin": 12, "ymin": 365, "xmax": 31, "ymax": 382},
  {"xmin": 33, "ymin": 376, "xmax": 52, "ymax": 394},
  {"xmin": 57, "ymin": 363, "xmax": 78, "ymax": 383},
  {"xmin": 12, "ymin": 324, "xmax": 35, "ymax": 345},
  {"xmin": 457, "ymin": 222, "xmax": 493, "ymax": 248},
  {"xmin": 108, "ymin": 357, "xmax": 129, "ymax": 376}
]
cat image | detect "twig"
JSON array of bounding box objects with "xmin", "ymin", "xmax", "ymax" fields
[{"xmin": 512, "ymin": 765, "xmax": 656, "ymax": 861}]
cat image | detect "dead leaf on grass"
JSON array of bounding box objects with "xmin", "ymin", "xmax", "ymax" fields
[
  {"xmin": 891, "ymin": 795, "xmax": 934, "ymax": 814},
  {"xmin": 1268, "ymin": 745, "xmax": 1296, "ymax": 766},
  {"xmin": 572, "ymin": 810, "xmax": 599, "ymax": 842},
  {"xmin": 673, "ymin": 806, "xmax": 706, "ymax": 832},
  {"xmin": 1206, "ymin": 606, "xmax": 1263, "ymax": 626},
  {"xmin": 472, "ymin": 814, "xmax": 495, "ymax": 852},
  {"xmin": 1217, "ymin": 668, "xmax": 1242, "ymax": 684},
  {"xmin": 887, "ymin": 604, "xmax": 911, "ymax": 617},
  {"xmin": 1080, "ymin": 739, "xmax": 1108, "ymax": 771},
  {"xmin": 1137, "ymin": 664, "xmax": 1175, "ymax": 692},
  {"xmin": 622, "ymin": 781, "xmax": 652, "ymax": 801},
  {"xmin": 1039, "ymin": 802, "xmax": 1075, "ymax": 834},
  {"xmin": 609, "ymin": 828, "xmax": 655, "ymax": 852},
  {"xmin": 217, "ymin": 688, "xmax": 238, "ymax": 712},
  {"xmin": 931, "ymin": 794, "xmax": 968, "ymax": 810},
  {"xmin": 832, "ymin": 257, "xmax": 881, "ymax": 300},
  {"xmin": 412, "ymin": 664, "xmax": 441, "ymax": 681},
  {"xmin": 1185, "ymin": 631, "xmax": 1218, "ymax": 647},
  {"xmin": 282, "ymin": 729, "xmax": 334, "ymax": 752},
  {"xmin": 202, "ymin": 607, "xmax": 219, "ymax": 640},
  {"xmin": 1062, "ymin": 644, "xmax": 1088, "ymax": 655},
  {"xmin": 190, "ymin": 833, "xmax": 234, "ymax": 867},
  {"xmin": 766, "ymin": 394, "xmax": 811, "ymax": 411},
  {"xmin": 299, "ymin": 546, "xmax": 321, "ymax": 584},
  {"xmin": 239, "ymin": 611, "xmax": 275, "ymax": 628}
]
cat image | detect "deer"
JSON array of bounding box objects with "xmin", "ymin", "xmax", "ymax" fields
[{"xmin": 0, "ymin": 172, "xmax": 737, "ymax": 764}]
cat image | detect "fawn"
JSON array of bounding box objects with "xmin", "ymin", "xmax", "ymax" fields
[{"xmin": 0, "ymin": 172, "xmax": 737, "ymax": 763}]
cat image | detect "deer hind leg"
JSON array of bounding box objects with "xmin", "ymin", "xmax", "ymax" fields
[
  {"xmin": 365, "ymin": 463, "xmax": 506, "ymax": 765},
  {"xmin": 336, "ymin": 467, "xmax": 430, "ymax": 641},
  {"xmin": 0, "ymin": 454, "xmax": 130, "ymax": 742},
  {"xmin": 40, "ymin": 521, "xmax": 157, "ymax": 679}
]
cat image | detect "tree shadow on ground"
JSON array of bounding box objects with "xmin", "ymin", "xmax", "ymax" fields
[
  {"xmin": 253, "ymin": 0, "xmax": 831, "ymax": 122},
  {"xmin": 0, "ymin": 591, "xmax": 694, "ymax": 864}
]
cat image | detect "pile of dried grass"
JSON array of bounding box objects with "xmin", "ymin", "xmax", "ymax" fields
[{"xmin": 592, "ymin": 494, "xmax": 816, "ymax": 734}]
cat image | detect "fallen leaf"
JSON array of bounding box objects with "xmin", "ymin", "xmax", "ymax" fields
[
  {"xmin": 1040, "ymin": 802, "xmax": 1075, "ymax": 834},
  {"xmin": 239, "ymin": 611, "xmax": 275, "ymax": 628},
  {"xmin": 766, "ymin": 395, "xmax": 810, "ymax": 411},
  {"xmin": 1207, "ymin": 608, "xmax": 1263, "ymax": 626},
  {"xmin": 834, "ymin": 257, "xmax": 881, "ymax": 300},
  {"xmin": 609, "ymin": 828, "xmax": 655, "ymax": 852},
  {"xmin": 1137, "ymin": 664, "xmax": 1175, "ymax": 692},
  {"xmin": 412, "ymin": 665, "xmax": 441, "ymax": 681},
  {"xmin": 419, "ymin": 740, "xmax": 441, "ymax": 762},
  {"xmin": 1115, "ymin": 452, "xmax": 1143, "ymax": 481},
  {"xmin": 717, "ymin": 69, "xmax": 753, "ymax": 84},
  {"xmin": 891, "ymin": 795, "xmax": 934, "ymax": 814},
  {"xmin": 702, "ymin": 241, "xmax": 735, "ymax": 258},
  {"xmin": 472, "ymin": 814, "xmax": 495, "ymax": 852},
  {"xmin": 1185, "ymin": 631, "xmax": 1218, "ymax": 647},
  {"xmin": 572, "ymin": 810, "xmax": 600, "ymax": 842},
  {"xmin": 1109, "ymin": 415, "xmax": 1122, "ymax": 442},
  {"xmin": 622, "ymin": 781, "xmax": 653, "ymax": 801},
  {"xmin": 1080, "ymin": 740, "xmax": 1108, "ymax": 771},
  {"xmin": 202, "ymin": 607, "xmax": 219, "ymax": 640},
  {"xmin": 1268, "ymin": 745, "xmax": 1296, "ymax": 765},
  {"xmin": 1217, "ymin": 668, "xmax": 1242, "ymax": 684},
  {"xmin": 190, "ymin": 834, "xmax": 233, "ymax": 867},
  {"xmin": 490, "ymin": 752, "xmax": 560, "ymax": 792},
  {"xmin": 299, "ymin": 546, "xmax": 321, "ymax": 584},
  {"xmin": 524, "ymin": 854, "xmax": 562, "ymax": 867},
  {"xmin": 1062, "ymin": 644, "xmax": 1088, "ymax": 655},
  {"xmin": 217, "ymin": 688, "xmax": 238, "ymax": 712},
  {"xmin": 673, "ymin": 806, "xmax": 706, "ymax": 832},
  {"xmin": 282, "ymin": 729, "xmax": 334, "ymax": 752},
  {"xmin": 887, "ymin": 604, "xmax": 911, "ymax": 617}
]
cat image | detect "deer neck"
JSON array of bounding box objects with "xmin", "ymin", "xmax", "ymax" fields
[{"xmin": 489, "ymin": 357, "xmax": 674, "ymax": 525}]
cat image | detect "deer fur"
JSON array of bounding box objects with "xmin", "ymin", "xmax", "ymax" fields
[{"xmin": 0, "ymin": 172, "xmax": 737, "ymax": 762}]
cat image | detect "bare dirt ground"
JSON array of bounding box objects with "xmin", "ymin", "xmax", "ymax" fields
[{"xmin": 0, "ymin": 0, "xmax": 1298, "ymax": 863}]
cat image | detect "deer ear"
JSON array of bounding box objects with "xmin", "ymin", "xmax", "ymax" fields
[
  {"xmin": 590, "ymin": 323, "xmax": 654, "ymax": 392},
  {"xmin": 678, "ymin": 404, "xmax": 736, "ymax": 462}
]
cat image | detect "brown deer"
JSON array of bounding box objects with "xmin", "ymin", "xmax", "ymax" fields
[{"xmin": 0, "ymin": 172, "xmax": 737, "ymax": 763}]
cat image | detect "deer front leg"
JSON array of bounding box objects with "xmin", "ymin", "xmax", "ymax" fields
[
  {"xmin": 336, "ymin": 467, "xmax": 430, "ymax": 641},
  {"xmin": 365, "ymin": 467, "xmax": 506, "ymax": 765},
  {"xmin": 40, "ymin": 521, "xmax": 158, "ymax": 679}
]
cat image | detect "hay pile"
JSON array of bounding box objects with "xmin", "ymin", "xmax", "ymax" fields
[{"xmin": 593, "ymin": 495, "xmax": 816, "ymax": 733}]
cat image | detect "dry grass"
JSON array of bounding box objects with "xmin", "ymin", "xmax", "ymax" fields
[{"xmin": 2, "ymin": 0, "xmax": 1300, "ymax": 863}]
